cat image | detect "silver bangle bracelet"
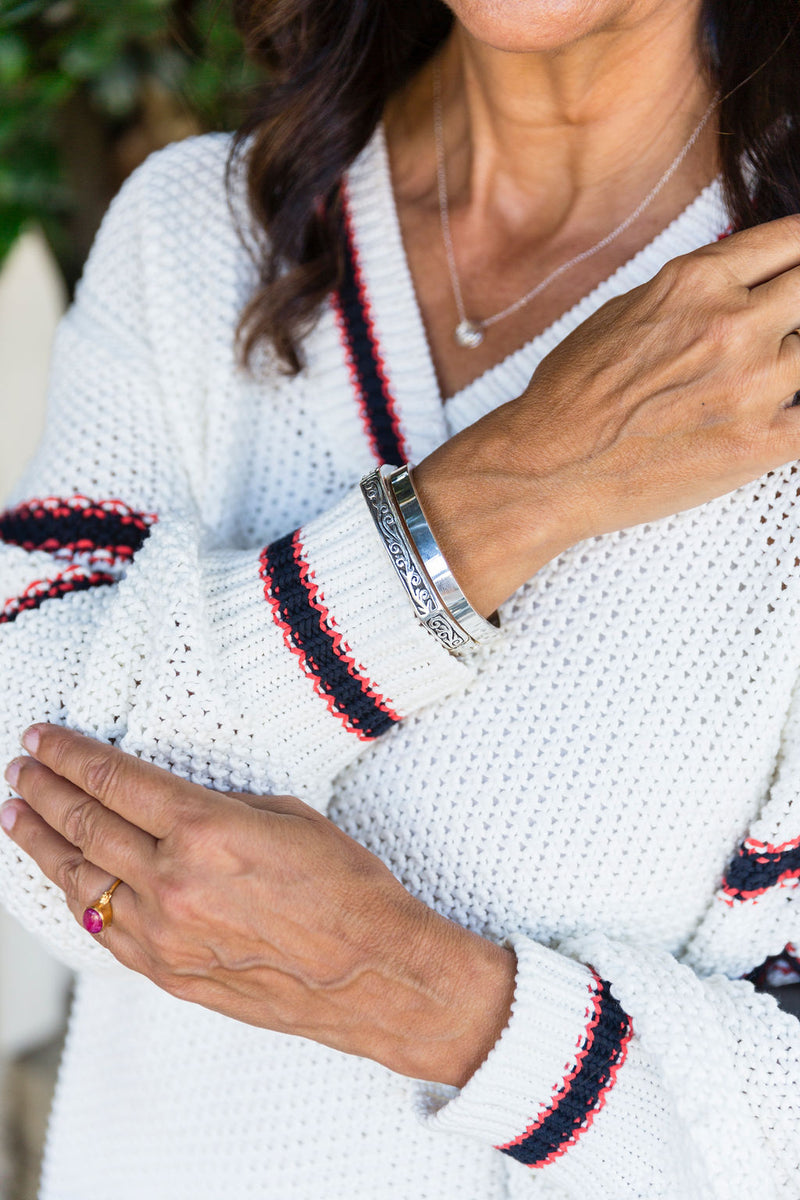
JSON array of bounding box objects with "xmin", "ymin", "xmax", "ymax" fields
[
  {"xmin": 360, "ymin": 465, "xmax": 501, "ymax": 655},
  {"xmin": 361, "ymin": 466, "xmax": 470, "ymax": 652},
  {"xmin": 388, "ymin": 465, "xmax": 500, "ymax": 647}
]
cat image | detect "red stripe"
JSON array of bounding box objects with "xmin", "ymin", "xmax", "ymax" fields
[
  {"xmin": 722, "ymin": 867, "xmax": 800, "ymax": 905},
  {"xmin": 744, "ymin": 834, "xmax": 800, "ymax": 855},
  {"xmin": 14, "ymin": 541, "xmax": 135, "ymax": 564},
  {"xmin": 3, "ymin": 495, "xmax": 157, "ymax": 528},
  {"xmin": 497, "ymin": 969, "xmax": 633, "ymax": 1167},
  {"xmin": 295, "ymin": 550, "xmax": 401, "ymax": 724},
  {"xmin": 258, "ymin": 530, "xmax": 399, "ymax": 738},
  {"xmin": 0, "ymin": 565, "xmax": 116, "ymax": 624},
  {"xmin": 259, "ymin": 535, "xmax": 309, "ymax": 663},
  {"xmin": 498, "ymin": 979, "xmax": 604, "ymax": 1152}
]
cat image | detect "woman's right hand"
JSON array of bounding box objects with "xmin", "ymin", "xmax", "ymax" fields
[{"xmin": 413, "ymin": 215, "xmax": 800, "ymax": 616}]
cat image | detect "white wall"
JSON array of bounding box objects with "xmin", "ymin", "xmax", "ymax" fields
[{"xmin": 0, "ymin": 229, "xmax": 71, "ymax": 1061}]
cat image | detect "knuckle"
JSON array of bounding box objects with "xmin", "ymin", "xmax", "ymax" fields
[
  {"xmin": 665, "ymin": 253, "xmax": 705, "ymax": 288},
  {"xmin": 652, "ymin": 256, "xmax": 683, "ymax": 294},
  {"xmin": 83, "ymin": 751, "xmax": 122, "ymax": 800},
  {"xmin": 45, "ymin": 731, "xmax": 73, "ymax": 779},
  {"xmin": 174, "ymin": 809, "xmax": 218, "ymax": 858},
  {"xmin": 153, "ymin": 874, "xmax": 198, "ymax": 925},
  {"xmin": 653, "ymin": 255, "xmax": 712, "ymax": 311},
  {"xmin": 54, "ymin": 849, "xmax": 85, "ymax": 898},
  {"xmin": 63, "ymin": 796, "xmax": 101, "ymax": 850}
]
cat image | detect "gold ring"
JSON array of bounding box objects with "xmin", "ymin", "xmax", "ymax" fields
[{"xmin": 82, "ymin": 878, "xmax": 121, "ymax": 934}]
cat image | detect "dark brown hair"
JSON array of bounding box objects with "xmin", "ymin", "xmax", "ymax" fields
[{"xmin": 227, "ymin": 0, "xmax": 800, "ymax": 375}]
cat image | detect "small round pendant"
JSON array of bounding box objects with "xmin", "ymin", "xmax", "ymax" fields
[{"xmin": 454, "ymin": 319, "xmax": 485, "ymax": 349}]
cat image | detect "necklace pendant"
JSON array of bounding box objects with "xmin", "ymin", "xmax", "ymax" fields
[{"xmin": 454, "ymin": 319, "xmax": 485, "ymax": 349}]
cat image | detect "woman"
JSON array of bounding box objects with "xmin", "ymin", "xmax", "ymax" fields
[{"xmin": 1, "ymin": 0, "xmax": 798, "ymax": 1195}]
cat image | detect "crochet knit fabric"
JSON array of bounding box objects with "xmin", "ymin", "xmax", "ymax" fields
[{"xmin": 0, "ymin": 127, "xmax": 798, "ymax": 1199}]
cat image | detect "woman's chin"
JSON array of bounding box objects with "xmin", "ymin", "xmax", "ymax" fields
[{"xmin": 448, "ymin": 0, "xmax": 638, "ymax": 53}]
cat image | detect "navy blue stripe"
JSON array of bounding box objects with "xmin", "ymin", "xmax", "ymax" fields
[
  {"xmin": 500, "ymin": 978, "xmax": 631, "ymax": 1168},
  {"xmin": 337, "ymin": 215, "xmax": 405, "ymax": 466},
  {"xmin": 261, "ymin": 532, "xmax": 397, "ymax": 740},
  {"xmin": 0, "ymin": 572, "xmax": 116, "ymax": 625},
  {"xmin": 723, "ymin": 843, "xmax": 800, "ymax": 900},
  {"xmin": 0, "ymin": 504, "xmax": 152, "ymax": 556}
]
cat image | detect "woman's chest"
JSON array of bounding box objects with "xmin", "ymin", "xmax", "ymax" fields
[
  {"xmin": 195, "ymin": 297, "xmax": 800, "ymax": 956},
  {"xmin": 327, "ymin": 489, "xmax": 800, "ymax": 956}
]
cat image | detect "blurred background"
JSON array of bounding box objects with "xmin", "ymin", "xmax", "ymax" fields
[{"xmin": 0, "ymin": 2, "xmax": 258, "ymax": 1194}]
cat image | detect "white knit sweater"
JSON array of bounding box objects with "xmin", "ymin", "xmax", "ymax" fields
[{"xmin": 1, "ymin": 127, "xmax": 799, "ymax": 1200}]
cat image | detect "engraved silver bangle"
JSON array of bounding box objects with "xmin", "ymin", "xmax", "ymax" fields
[
  {"xmin": 388, "ymin": 465, "xmax": 501, "ymax": 647},
  {"xmin": 360, "ymin": 466, "xmax": 471, "ymax": 653},
  {"xmin": 360, "ymin": 465, "xmax": 501, "ymax": 655}
]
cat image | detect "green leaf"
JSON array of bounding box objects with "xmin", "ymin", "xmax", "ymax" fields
[
  {"xmin": 0, "ymin": 30, "xmax": 29, "ymax": 82},
  {"xmin": 0, "ymin": 0, "xmax": 260, "ymax": 277}
]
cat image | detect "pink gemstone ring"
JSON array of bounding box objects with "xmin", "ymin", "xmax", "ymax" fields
[{"xmin": 82, "ymin": 878, "xmax": 121, "ymax": 934}]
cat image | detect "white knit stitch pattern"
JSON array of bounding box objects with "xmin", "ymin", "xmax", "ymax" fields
[{"xmin": 0, "ymin": 129, "xmax": 798, "ymax": 1199}]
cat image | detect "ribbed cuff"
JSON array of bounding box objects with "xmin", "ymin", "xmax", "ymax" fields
[
  {"xmin": 200, "ymin": 486, "xmax": 470, "ymax": 781},
  {"xmin": 419, "ymin": 937, "xmax": 604, "ymax": 1147},
  {"xmin": 299, "ymin": 485, "xmax": 470, "ymax": 714}
]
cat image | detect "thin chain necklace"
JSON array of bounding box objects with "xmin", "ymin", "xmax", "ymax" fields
[{"xmin": 433, "ymin": 64, "xmax": 719, "ymax": 349}]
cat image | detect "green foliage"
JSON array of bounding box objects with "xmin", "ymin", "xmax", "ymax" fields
[{"xmin": 0, "ymin": 0, "xmax": 261, "ymax": 273}]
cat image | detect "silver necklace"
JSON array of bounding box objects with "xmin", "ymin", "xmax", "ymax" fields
[{"xmin": 433, "ymin": 65, "xmax": 719, "ymax": 349}]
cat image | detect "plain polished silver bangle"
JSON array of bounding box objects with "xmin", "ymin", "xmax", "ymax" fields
[
  {"xmin": 388, "ymin": 465, "xmax": 501, "ymax": 647},
  {"xmin": 361, "ymin": 466, "xmax": 471, "ymax": 653},
  {"xmin": 360, "ymin": 464, "xmax": 501, "ymax": 655}
]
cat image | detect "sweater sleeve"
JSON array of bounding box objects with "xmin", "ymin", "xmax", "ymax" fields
[
  {"xmin": 418, "ymin": 682, "xmax": 800, "ymax": 1199},
  {"xmin": 0, "ymin": 150, "xmax": 469, "ymax": 971},
  {"xmin": 420, "ymin": 934, "xmax": 799, "ymax": 1199}
]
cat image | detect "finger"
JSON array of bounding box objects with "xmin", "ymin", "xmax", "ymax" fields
[
  {"xmin": 1, "ymin": 796, "xmax": 120, "ymax": 912},
  {"xmin": 5, "ymin": 756, "xmax": 156, "ymax": 885},
  {"xmin": 72, "ymin": 879, "xmax": 150, "ymax": 969},
  {"xmin": 777, "ymin": 326, "xmax": 800, "ymax": 388},
  {"xmin": 700, "ymin": 215, "xmax": 800, "ymax": 288},
  {"xmin": 0, "ymin": 795, "xmax": 152, "ymax": 968},
  {"xmin": 765, "ymin": 365, "xmax": 800, "ymax": 455},
  {"xmin": 749, "ymin": 261, "xmax": 800, "ymax": 337},
  {"xmin": 60, "ymin": 869, "xmax": 155, "ymax": 979},
  {"xmin": 19, "ymin": 725, "xmax": 208, "ymax": 838},
  {"xmin": 1, "ymin": 797, "xmax": 168, "ymax": 987}
]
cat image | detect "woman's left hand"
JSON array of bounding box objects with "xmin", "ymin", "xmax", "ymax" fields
[{"xmin": 1, "ymin": 725, "xmax": 515, "ymax": 1086}]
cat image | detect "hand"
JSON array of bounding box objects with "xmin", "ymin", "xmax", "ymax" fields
[
  {"xmin": 414, "ymin": 216, "xmax": 800, "ymax": 615},
  {"xmin": 1, "ymin": 725, "xmax": 516, "ymax": 1087}
]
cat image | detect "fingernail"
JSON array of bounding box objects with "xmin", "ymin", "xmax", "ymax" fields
[
  {"xmin": 21, "ymin": 726, "xmax": 40, "ymax": 754},
  {"xmin": 4, "ymin": 760, "xmax": 21, "ymax": 789},
  {"xmin": 0, "ymin": 803, "xmax": 17, "ymax": 832}
]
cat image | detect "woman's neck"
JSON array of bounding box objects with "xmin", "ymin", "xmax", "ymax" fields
[
  {"xmin": 382, "ymin": 0, "xmax": 719, "ymax": 400},
  {"xmin": 387, "ymin": 1, "xmax": 716, "ymax": 239}
]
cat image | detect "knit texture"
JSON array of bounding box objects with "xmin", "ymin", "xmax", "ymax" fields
[{"xmin": 0, "ymin": 126, "xmax": 798, "ymax": 1199}]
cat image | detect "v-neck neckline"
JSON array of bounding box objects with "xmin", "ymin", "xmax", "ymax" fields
[{"xmin": 342, "ymin": 120, "xmax": 730, "ymax": 458}]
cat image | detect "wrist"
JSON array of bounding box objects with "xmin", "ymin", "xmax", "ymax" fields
[
  {"xmin": 362, "ymin": 894, "xmax": 517, "ymax": 1087},
  {"xmin": 413, "ymin": 407, "xmax": 582, "ymax": 616}
]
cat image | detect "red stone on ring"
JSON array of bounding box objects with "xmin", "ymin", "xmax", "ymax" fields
[{"xmin": 82, "ymin": 907, "xmax": 104, "ymax": 934}]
